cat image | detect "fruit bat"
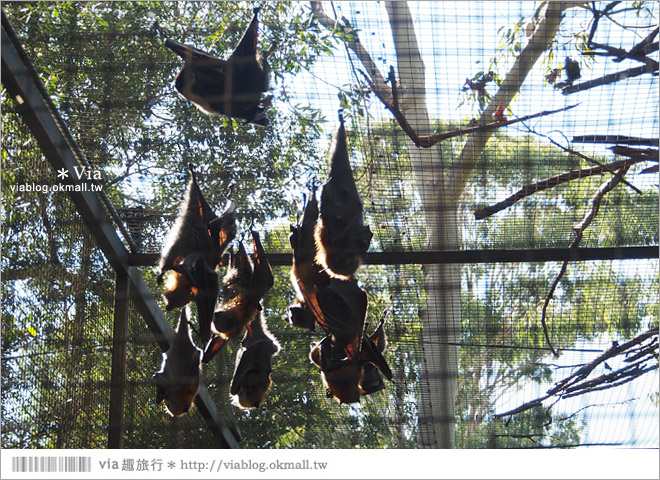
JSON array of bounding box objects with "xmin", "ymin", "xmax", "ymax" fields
[
  {"xmin": 164, "ymin": 8, "xmax": 271, "ymax": 126},
  {"xmin": 315, "ymin": 114, "xmax": 372, "ymax": 278},
  {"xmin": 153, "ymin": 308, "xmax": 203, "ymax": 417},
  {"xmin": 359, "ymin": 315, "xmax": 393, "ymax": 395},
  {"xmin": 287, "ymin": 188, "xmax": 330, "ymax": 330},
  {"xmin": 203, "ymin": 231, "xmax": 274, "ymax": 362},
  {"xmin": 306, "ymin": 277, "xmax": 369, "ymax": 404},
  {"xmin": 309, "ymin": 335, "xmax": 362, "ymax": 404},
  {"xmin": 229, "ymin": 311, "xmax": 280, "ymax": 409},
  {"xmin": 157, "ymin": 163, "xmax": 237, "ymax": 345},
  {"xmin": 310, "ymin": 311, "xmax": 393, "ymax": 403},
  {"xmin": 564, "ymin": 57, "xmax": 581, "ymax": 82}
]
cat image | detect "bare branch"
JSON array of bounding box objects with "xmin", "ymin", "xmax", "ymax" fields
[
  {"xmin": 572, "ymin": 135, "xmax": 659, "ymax": 146},
  {"xmin": 530, "ymin": 132, "xmax": 645, "ymax": 194},
  {"xmin": 474, "ymin": 157, "xmax": 646, "ymax": 220},
  {"xmin": 310, "ymin": 1, "xmax": 392, "ymax": 105},
  {"xmin": 539, "ymin": 166, "xmax": 630, "ymax": 356},
  {"xmin": 562, "ymin": 63, "xmax": 658, "ymax": 95},
  {"xmin": 495, "ymin": 327, "xmax": 659, "ymax": 418},
  {"xmin": 416, "ymin": 104, "xmax": 579, "ymax": 148}
]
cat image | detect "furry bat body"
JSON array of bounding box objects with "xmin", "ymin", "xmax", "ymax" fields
[
  {"xmin": 203, "ymin": 230, "xmax": 274, "ymax": 362},
  {"xmin": 287, "ymin": 188, "xmax": 330, "ymax": 330},
  {"xmin": 309, "ymin": 312, "xmax": 393, "ymax": 403},
  {"xmin": 164, "ymin": 9, "xmax": 271, "ymax": 126},
  {"xmin": 158, "ymin": 164, "xmax": 237, "ymax": 346},
  {"xmin": 315, "ymin": 115, "xmax": 372, "ymax": 278},
  {"xmin": 154, "ymin": 308, "xmax": 203, "ymax": 417},
  {"xmin": 229, "ymin": 311, "xmax": 281, "ymax": 409}
]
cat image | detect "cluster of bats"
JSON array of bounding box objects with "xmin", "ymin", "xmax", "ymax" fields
[
  {"xmin": 153, "ymin": 7, "xmax": 392, "ymax": 416},
  {"xmin": 153, "ymin": 162, "xmax": 280, "ymax": 416}
]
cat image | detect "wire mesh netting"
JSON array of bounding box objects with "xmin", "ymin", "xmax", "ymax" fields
[{"xmin": 1, "ymin": 1, "xmax": 658, "ymax": 450}]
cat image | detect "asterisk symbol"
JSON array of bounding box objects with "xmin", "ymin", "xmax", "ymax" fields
[
  {"xmin": 167, "ymin": 461, "xmax": 176, "ymax": 469},
  {"xmin": 57, "ymin": 168, "xmax": 69, "ymax": 179}
]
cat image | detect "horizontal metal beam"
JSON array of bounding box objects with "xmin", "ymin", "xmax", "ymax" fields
[{"xmin": 128, "ymin": 246, "xmax": 658, "ymax": 267}]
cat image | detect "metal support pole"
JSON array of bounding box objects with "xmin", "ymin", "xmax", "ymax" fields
[{"xmin": 108, "ymin": 271, "xmax": 130, "ymax": 448}]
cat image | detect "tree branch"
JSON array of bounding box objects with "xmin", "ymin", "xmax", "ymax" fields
[
  {"xmin": 310, "ymin": 1, "xmax": 392, "ymax": 105},
  {"xmin": 474, "ymin": 157, "xmax": 645, "ymax": 220},
  {"xmin": 572, "ymin": 135, "xmax": 659, "ymax": 146},
  {"xmin": 415, "ymin": 104, "xmax": 579, "ymax": 148},
  {"xmin": 539, "ymin": 166, "xmax": 630, "ymax": 356},
  {"xmin": 562, "ymin": 63, "xmax": 659, "ymax": 95},
  {"xmin": 495, "ymin": 327, "xmax": 659, "ymax": 418},
  {"xmin": 451, "ymin": 1, "xmax": 571, "ymax": 196}
]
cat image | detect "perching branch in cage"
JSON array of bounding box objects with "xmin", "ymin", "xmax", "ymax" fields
[
  {"xmin": 494, "ymin": 327, "xmax": 659, "ymax": 418},
  {"xmin": 473, "ymin": 157, "xmax": 649, "ymax": 220},
  {"xmin": 539, "ymin": 167, "xmax": 630, "ymax": 356}
]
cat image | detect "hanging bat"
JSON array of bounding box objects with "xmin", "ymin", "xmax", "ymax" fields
[
  {"xmin": 314, "ymin": 277, "xmax": 367, "ymax": 358},
  {"xmin": 164, "ymin": 8, "xmax": 271, "ymax": 126},
  {"xmin": 315, "ymin": 113, "xmax": 372, "ymax": 278},
  {"xmin": 564, "ymin": 57, "xmax": 581, "ymax": 82},
  {"xmin": 359, "ymin": 315, "xmax": 393, "ymax": 395},
  {"xmin": 246, "ymin": 229, "xmax": 274, "ymax": 308},
  {"xmin": 203, "ymin": 231, "xmax": 274, "ymax": 362},
  {"xmin": 158, "ymin": 164, "xmax": 237, "ymax": 345},
  {"xmin": 306, "ymin": 277, "xmax": 369, "ymax": 404},
  {"xmin": 555, "ymin": 57, "xmax": 581, "ymax": 89},
  {"xmin": 153, "ymin": 308, "xmax": 203, "ymax": 417},
  {"xmin": 309, "ymin": 335, "xmax": 363, "ymax": 404},
  {"xmin": 229, "ymin": 311, "xmax": 281, "ymax": 409},
  {"xmin": 287, "ymin": 188, "xmax": 330, "ymax": 330},
  {"xmin": 310, "ymin": 310, "xmax": 393, "ymax": 402}
]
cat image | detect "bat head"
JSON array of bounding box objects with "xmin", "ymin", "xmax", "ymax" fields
[
  {"xmin": 321, "ymin": 363, "xmax": 362, "ymax": 404},
  {"xmin": 359, "ymin": 362, "xmax": 386, "ymax": 395},
  {"xmin": 310, "ymin": 336, "xmax": 362, "ymax": 404},
  {"xmin": 154, "ymin": 374, "xmax": 200, "ymax": 417},
  {"xmin": 232, "ymin": 373, "xmax": 272, "ymax": 409},
  {"xmin": 161, "ymin": 269, "xmax": 197, "ymax": 310}
]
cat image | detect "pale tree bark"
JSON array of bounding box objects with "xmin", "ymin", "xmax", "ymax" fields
[
  {"xmin": 384, "ymin": 1, "xmax": 460, "ymax": 449},
  {"xmin": 312, "ymin": 0, "xmax": 574, "ymax": 448}
]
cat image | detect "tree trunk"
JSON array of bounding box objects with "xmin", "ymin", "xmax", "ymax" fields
[
  {"xmin": 313, "ymin": 0, "xmax": 570, "ymax": 448},
  {"xmin": 386, "ymin": 0, "xmax": 569, "ymax": 448},
  {"xmin": 385, "ymin": 1, "xmax": 460, "ymax": 449}
]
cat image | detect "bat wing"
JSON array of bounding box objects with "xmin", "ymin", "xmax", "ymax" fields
[
  {"xmin": 361, "ymin": 334, "xmax": 393, "ymax": 381},
  {"xmin": 172, "ymin": 254, "xmax": 218, "ymax": 347},
  {"xmin": 315, "ymin": 278, "xmax": 367, "ymax": 361},
  {"xmin": 288, "ymin": 303, "xmax": 316, "ymax": 331},
  {"xmin": 158, "ymin": 165, "xmax": 217, "ymax": 277},
  {"xmin": 369, "ymin": 314, "xmax": 388, "ymax": 353},
  {"xmin": 359, "ymin": 362, "xmax": 385, "ymax": 395},
  {"xmin": 229, "ymin": 337, "xmax": 275, "ymax": 396},
  {"xmin": 231, "ymin": 9, "xmax": 260, "ymax": 60},
  {"xmin": 247, "ymin": 230, "xmax": 274, "ymax": 304},
  {"xmin": 165, "ymin": 38, "xmax": 222, "ymax": 62},
  {"xmin": 289, "ymin": 189, "xmax": 319, "ymax": 264},
  {"xmin": 208, "ymin": 199, "xmax": 238, "ymax": 260}
]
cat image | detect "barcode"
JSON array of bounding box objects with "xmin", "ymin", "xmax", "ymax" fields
[{"xmin": 11, "ymin": 456, "xmax": 92, "ymax": 473}]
